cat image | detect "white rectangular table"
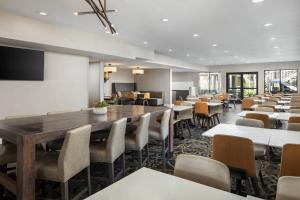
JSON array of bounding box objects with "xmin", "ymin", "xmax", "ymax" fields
[
  {"xmin": 253, "ymin": 99, "xmax": 266, "ymax": 104},
  {"xmin": 85, "ymin": 168, "xmax": 245, "ymax": 200},
  {"xmin": 251, "ymin": 104, "xmax": 290, "ymax": 111},
  {"xmin": 202, "ymin": 124, "xmax": 272, "ymax": 146},
  {"xmin": 173, "ymin": 105, "xmax": 192, "ymax": 112},
  {"xmin": 269, "ymin": 130, "xmax": 300, "ymax": 148},
  {"xmin": 278, "ymin": 100, "xmax": 291, "ymax": 105},
  {"xmin": 238, "ymin": 111, "xmax": 300, "ymax": 121}
]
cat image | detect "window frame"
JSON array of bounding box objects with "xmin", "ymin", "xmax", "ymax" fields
[
  {"xmin": 264, "ymin": 69, "xmax": 298, "ymax": 93},
  {"xmin": 199, "ymin": 72, "xmax": 221, "ymax": 94}
]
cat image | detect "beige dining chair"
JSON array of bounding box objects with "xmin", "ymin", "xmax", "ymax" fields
[
  {"xmin": 262, "ymin": 101, "xmax": 277, "ymax": 106},
  {"xmin": 276, "ymin": 176, "xmax": 300, "ymax": 200},
  {"xmin": 90, "ymin": 118, "xmax": 127, "ymax": 183},
  {"xmin": 289, "ymin": 109, "xmax": 300, "ymax": 113},
  {"xmin": 287, "ymin": 123, "xmax": 300, "ymax": 131},
  {"xmin": 35, "ymin": 125, "xmax": 92, "ymax": 200},
  {"xmin": 149, "ymin": 109, "xmax": 171, "ymax": 171},
  {"xmin": 175, "ymin": 108, "xmax": 193, "ymax": 137},
  {"xmin": 174, "ymin": 154, "xmax": 231, "ymax": 192},
  {"xmin": 125, "ymin": 113, "xmax": 151, "ymax": 168}
]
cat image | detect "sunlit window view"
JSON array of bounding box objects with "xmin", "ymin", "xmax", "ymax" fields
[
  {"xmin": 199, "ymin": 72, "xmax": 221, "ymax": 94},
  {"xmin": 264, "ymin": 70, "xmax": 298, "ymax": 93}
]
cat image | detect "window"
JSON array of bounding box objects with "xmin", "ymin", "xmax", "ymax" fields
[
  {"xmin": 264, "ymin": 69, "xmax": 298, "ymax": 93},
  {"xmin": 199, "ymin": 72, "xmax": 221, "ymax": 94}
]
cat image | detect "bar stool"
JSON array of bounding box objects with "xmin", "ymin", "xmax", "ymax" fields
[
  {"xmin": 276, "ymin": 176, "xmax": 300, "ymax": 200},
  {"xmin": 35, "ymin": 125, "xmax": 92, "ymax": 200},
  {"xmin": 174, "ymin": 154, "xmax": 231, "ymax": 192},
  {"xmin": 90, "ymin": 118, "xmax": 127, "ymax": 183},
  {"xmin": 125, "ymin": 113, "xmax": 151, "ymax": 168},
  {"xmin": 149, "ymin": 109, "xmax": 171, "ymax": 171},
  {"xmin": 212, "ymin": 135, "xmax": 260, "ymax": 195},
  {"xmin": 279, "ymin": 144, "xmax": 300, "ymax": 177}
]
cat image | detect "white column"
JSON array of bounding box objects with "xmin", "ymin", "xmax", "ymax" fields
[{"xmin": 99, "ymin": 62, "xmax": 104, "ymax": 101}]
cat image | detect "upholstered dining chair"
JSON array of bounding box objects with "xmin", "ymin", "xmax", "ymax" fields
[
  {"xmin": 212, "ymin": 135, "xmax": 260, "ymax": 195},
  {"xmin": 279, "ymin": 144, "xmax": 300, "ymax": 177},
  {"xmin": 125, "ymin": 113, "xmax": 151, "ymax": 168},
  {"xmin": 174, "ymin": 154, "xmax": 231, "ymax": 192},
  {"xmin": 287, "ymin": 123, "xmax": 300, "ymax": 131},
  {"xmin": 175, "ymin": 108, "xmax": 193, "ymax": 137},
  {"xmin": 35, "ymin": 125, "xmax": 92, "ymax": 200},
  {"xmin": 245, "ymin": 113, "xmax": 270, "ymax": 128},
  {"xmin": 275, "ymin": 176, "xmax": 300, "ymax": 200},
  {"xmin": 262, "ymin": 101, "xmax": 277, "ymax": 106},
  {"xmin": 90, "ymin": 118, "xmax": 127, "ymax": 183},
  {"xmin": 288, "ymin": 116, "xmax": 300, "ymax": 123},
  {"xmin": 149, "ymin": 109, "xmax": 171, "ymax": 171}
]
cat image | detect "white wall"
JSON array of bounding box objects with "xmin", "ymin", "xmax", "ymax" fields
[
  {"xmin": 209, "ymin": 61, "xmax": 300, "ymax": 94},
  {"xmin": 135, "ymin": 69, "xmax": 172, "ymax": 104},
  {"xmin": 104, "ymin": 68, "xmax": 135, "ymax": 96},
  {"xmin": 172, "ymin": 72, "xmax": 199, "ymax": 90},
  {"xmin": 0, "ymin": 52, "xmax": 89, "ymax": 119},
  {"xmin": 89, "ymin": 63, "xmax": 100, "ymax": 106}
]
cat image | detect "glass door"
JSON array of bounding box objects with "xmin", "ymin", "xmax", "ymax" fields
[{"xmin": 227, "ymin": 72, "xmax": 258, "ymax": 100}]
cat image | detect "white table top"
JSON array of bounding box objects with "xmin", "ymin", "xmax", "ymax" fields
[
  {"xmin": 278, "ymin": 100, "xmax": 291, "ymax": 105},
  {"xmin": 202, "ymin": 124, "xmax": 272, "ymax": 146},
  {"xmin": 253, "ymin": 99, "xmax": 266, "ymax": 103},
  {"xmin": 203, "ymin": 124, "xmax": 300, "ymax": 148},
  {"xmin": 281, "ymin": 97, "xmax": 291, "ymax": 101},
  {"xmin": 251, "ymin": 104, "xmax": 290, "ymax": 110},
  {"xmin": 183, "ymin": 101, "xmax": 223, "ymax": 107},
  {"xmin": 173, "ymin": 105, "xmax": 192, "ymax": 112},
  {"xmin": 238, "ymin": 111, "xmax": 279, "ymax": 119},
  {"xmin": 85, "ymin": 168, "xmax": 245, "ymax": 200}
]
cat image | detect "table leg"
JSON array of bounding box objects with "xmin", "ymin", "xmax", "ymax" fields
[{"xmin": 17, "ymin": 135, "xmax": 36, "ymax": 200}]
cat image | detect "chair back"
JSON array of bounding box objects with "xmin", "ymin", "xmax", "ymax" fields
[
  {"xmin": 280, "ymin": 144, "xmax": 300, "ymax": 177},
  {"xmin": 174, "ymin": 154, "xmax": 231, "ymax": 192},
  {"xmin": 287, "ymin": 123, "xmax": 300, "ymax": 131},
  {"xmin": 235, "ymin": 118, "xmax": 264, "ymax": 128},
  {"xmin": 200, "ymin": 97, "xmax": 209, "ymax": 102},
  {"xmin": 106, "ymin": 118, "xmax": 127, "ymax": 163},
  {"xmin": 160, "ymin": 109, "xmax": 171, "ymax": 140},
  {"xmin": 289, "ymin": 109, "xmax": 300, "ymax": 113},
  {"xmin": 144, "ymin": 92, "xmax": 150, "ymax": 99},
  {"xmin": 241, "ymin": 98, "xmax": 254, "ymax": 110},
  {"xmin": 276, "ymin": 176, "xmax": 300, "ymax": 200},
  {"xmin": 255, "ymin": 107, "xmax": 275, "ymax": 112},
  {"xmin": 262, "ymin": 101, "xmax": 277, "ymax": 106},
  {"xmin": 288, "ymin": 116, "xmax": 300, "ymax": 123},
  {"xmin": 195, "ymin": 101, "xmax": 209, "ymax": 116},
  {"xmin": 58, "ymin": 125, "xmax": 91, "ymax": 182},
  {"xmin": 175, "ymin": 100, "xmax": 183, "ymax": 105},
  {"xmin": 290, "ymin": 102, "xmax": 300, "ymax": 107},
  {"xmin": 135, "ymin": 113, "xmax": 151, "ymax": 150},
  {"xmin": 245, "ymin": 113, "xmax": 270, "ymax": 128},
  {"xmin": 212, "ymin": 135, "xmax": 256, "ymax": 177}
]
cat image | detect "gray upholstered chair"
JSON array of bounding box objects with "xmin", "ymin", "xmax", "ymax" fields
[
  {"xmin": 90, "ymin": 118, "xmax": 127, "ymax": 183},
  {"xmin": 35, "ymin": 125, "xmax": 92, "ymax": 200},
  {"xmin": 175, "ymin": 108, "xmax": 193, "ymax": 137},
  {"xmin": 125, "ymin": 113, "xmax": 151, "ymax": 168},
  {"xmin": 149, "ymin": 109, "xmax": 171, "ymax": 170},
  {"xmin": 276, "ymin": 176, "xmax": 300, "ymax": 200},
  {"xmin": 235, "ymin": 118, "xmax": 266, "ymax": 186},
  {"xmin": 174, "ymin": 154, "xmax": 231, "ymax": 192},
  {"xmin": 287, "ymin": 123, "xmax": 300, "ymax": 131}
]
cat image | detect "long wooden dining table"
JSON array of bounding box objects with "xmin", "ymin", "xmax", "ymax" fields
[{"xmin": 0, "ymin": 105, "xmax": 169, "ymax": 200}]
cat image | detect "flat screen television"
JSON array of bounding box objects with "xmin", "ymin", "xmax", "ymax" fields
[{"xmin": 0, "ymin": 46, "xmax": 44, "ymax": 81}]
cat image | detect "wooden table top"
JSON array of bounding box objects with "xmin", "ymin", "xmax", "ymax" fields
[{"xmin": 0, "ymin": 105, "xmax": 167, "ymax": 144}]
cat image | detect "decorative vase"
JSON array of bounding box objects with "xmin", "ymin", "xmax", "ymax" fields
[{"xmin": 93, "ymin": 107, "xmax": 107, "ymax": 115}]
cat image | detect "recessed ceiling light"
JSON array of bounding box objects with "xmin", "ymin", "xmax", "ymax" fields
[
  {"xmin": 264, "ymin": 23, "xmax": 273, "ymax": 27},
  {"xmin": 39, "ymin": 12, "xmax": 48, "ymax": 16},
  {"xmin": 161, "ymin": 18, "xmax": 169, "ymax": 22},
  {"xmin": 73, "ymin": 12, "xmax": 79, "ymax": 16},
  {"xmin": 186, "ymin": 54, "xmax": 190, "ymax": 57},
  {"xmin": 270, "ymin": 37, "xmax": 277, "ymax": 41},
  {"xmin": 193, "ymin": 34, "xmax": 199, "ymax": 38},
  {"xmin": 168, "ymin": 48, "xmax": 173, "ymax": 52},
  {"xmin": 212, "ymin": 44, "xmax": 218, "ymax": 47},
  {"xmin": 273, "ymin": 46, "xmax": 279, "ymax": 49},
  {"xmin": 143, "ymin": 41, "xmax": 148, "ymax": 45},
  {"xmin": 252, "ymin": 0, "xmax": 264, "ymax": 3},
  {"xmin": 224, "ymin": 50, "xmax": 229, "ymax": 53}
]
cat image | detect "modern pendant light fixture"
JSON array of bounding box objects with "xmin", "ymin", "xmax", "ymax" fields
[
  {"xmin": 104, "ymin": 64, "xmax": 117, "ymax": 82},
  {"xmin": 132, "ymin": 67, "xmax": 144, "ymax": 75},
  {"xmin": 77, "ymin": 0, "xmax": 117, "ymax": 34}
]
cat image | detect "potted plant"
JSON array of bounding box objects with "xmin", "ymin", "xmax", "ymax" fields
[{"xmin": 93, "ymin": 101, "xmax": 108, "ymax": 115}]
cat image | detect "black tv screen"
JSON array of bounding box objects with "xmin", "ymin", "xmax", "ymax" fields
[{"xmin": 0, "ymin": 46, "xmax": 44, "ymax": 81}]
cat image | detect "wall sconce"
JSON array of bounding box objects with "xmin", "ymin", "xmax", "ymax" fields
[
  {"xmin": 104, "ymin": 64, "xmax": 117, "ymax": 82},
  {"xmin": 132, "ymin": 67, "xmax": 144, "ymax": 75}
]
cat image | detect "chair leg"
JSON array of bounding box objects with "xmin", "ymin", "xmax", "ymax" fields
[
  {"xmin": 61, "ymin": 181, "xmax": 69, "ymax": 200},
  {"xmin": 162, "ymin": 139, "xmax": 166, "ymax": 171},
  {"xmin": 258, "ymin": 170, "xmax": 265, "ymax": 187},
  {"xmin": 250, "ymin": 177, "xmax": 260, "ymax": 196},
  {"xmin": 185, "ymin": 120, "xmax": 192, "ymax": 137},
  {"xmin": 87, "ymin": 166, "xmax": 91, "ymax": 196},
  {"xmin": 108, "ymin": 163, "xmax": 115, "ymax": 184},
  {"xmin": 138, "ymin": 150, "xmax": 143, "ymax": 168},
  {"xmin": 122, "ymin": 153, "xmax": 126, "ymax": 177}
]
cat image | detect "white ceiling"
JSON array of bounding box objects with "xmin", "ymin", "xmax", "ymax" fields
[{"xmin": 0, "ymin": 0, "xmax": 300, "ymax": 66}]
